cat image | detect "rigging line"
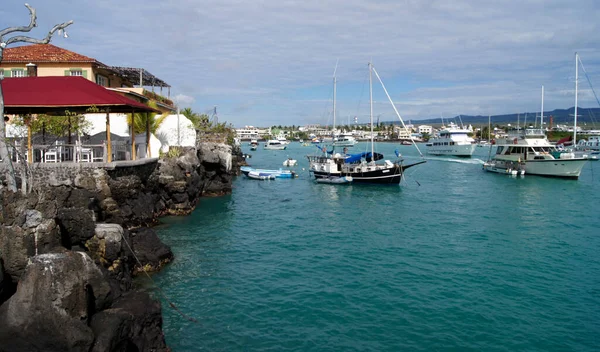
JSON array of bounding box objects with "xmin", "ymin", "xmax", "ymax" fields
[
  {"xmin": 370, "ymin": 65, "xmax": 424, "ymax": 158},
  {"xmin": 578, "ymin": 56, "xmax": 600, "ymax": 108},
  {"xmin": 354, "ymin": 69, "xmax": 369, "ymax": 123},
  {"xmin": 119, "ymin": 230, "xmax": 198, "ymax": 323}
]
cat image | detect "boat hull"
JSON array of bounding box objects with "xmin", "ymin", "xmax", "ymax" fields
[
  {"xmin": 311, "ymin": 161, "xmax": 425, "ymax": 184},
  {"xmin": 426, "ymin": 143, "xmax": 476, "ymax": 157},
  {"xmin": 522, "ymin": 159, "xmax": 587, "ymax": 179}
]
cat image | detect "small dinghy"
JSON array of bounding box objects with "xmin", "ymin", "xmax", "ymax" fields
[
  {"xmin": 247, "ymin": 171, "xmax": 276, "ymax": 180},
  {"xmin": 283, "ymin": 158, "xmax": 297, "ymax": 166},
  {"xmin": 315, "ymin": 175, "xmax": 353, "ymax": 184}
]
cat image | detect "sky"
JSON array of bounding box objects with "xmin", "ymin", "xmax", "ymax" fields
[{"xmin": 2, "ymin": 0, "xmax": 600, "ymax": 128}]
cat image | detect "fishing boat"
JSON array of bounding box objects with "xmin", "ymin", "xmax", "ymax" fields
[
  {"xmin": 426, "ymin": 122, "xmax": 476, "ymax": 157},
  {"xmin": 315, "ymin": 175, "xmax": 353, "ymax": 184},
  {"xmin": 307, "ymin": 62, "xmax": 426, "ymax": 184},
  {"xmin": 483, "ymin": 86, "xmax": 587, "ymax": 179},
  {"xmin": 241, "ymin": 166, "xmax": 297, "ymax": 179}
]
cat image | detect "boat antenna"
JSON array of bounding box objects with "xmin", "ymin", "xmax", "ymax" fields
[{"xmin": 371, "ymin": 65, "xmax": 424, "ymax": 157}]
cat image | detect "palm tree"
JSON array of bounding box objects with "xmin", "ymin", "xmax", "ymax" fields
[{"xmin": 126, "ymin": 100, "xmax": 169, "ymax": 158}]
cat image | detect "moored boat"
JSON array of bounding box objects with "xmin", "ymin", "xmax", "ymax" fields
[
  {"xmin": 307, "ymin": 62, "xmax": 426, "ymax": 184},
  {"xmin": 483, "ymin": 130, "xmax": 587, "ymax": 179},
  {"xmin": 426, "ymin": 122, "xmax": 476, "ymax": 157},
  {"xmin": 283, "ymin": 158, "xmax": 297, "ymax": 166},
  {"xmin": 241, "ymin": 166, "xmax": 297, "ymax": 178},
  {"xmin": 247, "ymin": 171, "xmax": 276, "ymax": 180},
  {"xmin": 264, "ymin": 140, "xmax": 287, "ymax": 150}
]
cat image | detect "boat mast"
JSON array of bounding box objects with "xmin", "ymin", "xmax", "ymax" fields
[
  {"xmin": 574, "ymin": 52, "xmax": 579, "ymax": 146},
  {"xmin": 369, "ymin": 62, "xmax": 374, "ymax": 157},
  {"xmin": 333, "ymin": 60, "xmax": 338, "ymax": 140},
  {"xmin": 488, "ymin": 115, "xmax": 491, "ymax": 142},
  {"xmin": 540, "ymin": 85, "xmax": 544, "ymax": 130}
]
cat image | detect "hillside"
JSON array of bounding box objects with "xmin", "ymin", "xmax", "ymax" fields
[{"xmin": 381, "ymin": 107, "xmax": 600, "ymax": 128}]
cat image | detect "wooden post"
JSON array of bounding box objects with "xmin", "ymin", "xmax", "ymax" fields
[
  {"xmin": 146, "ymin": 112, "xmax": 151, "ymax": 157},
  {"xmin": 106, "ymin": 109, "xmax": 112, "ymax": 162},
  {"xmin": 131, "ymin": 109, "xmax": 136, "ymax": 160}
]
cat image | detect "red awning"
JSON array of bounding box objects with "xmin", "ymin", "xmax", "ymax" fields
[{"xmin": 1, "ymin": 76, "xmax": 158, "ymax": 115}]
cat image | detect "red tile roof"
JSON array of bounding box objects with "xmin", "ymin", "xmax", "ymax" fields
[{"xmin": 2, "ymin": 44, "xmax": 103, "ymax": 64}]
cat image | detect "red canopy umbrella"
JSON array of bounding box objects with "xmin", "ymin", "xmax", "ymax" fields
[{"xmin": 1, "ymin": 76, "xmax": 159, "ymax": 162}]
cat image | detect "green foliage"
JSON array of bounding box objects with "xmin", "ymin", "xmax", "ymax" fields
[
  {"xmin": 12, "ymin": 109, "xmax": 92, "ymax": 137},
  {"xmin": 166, "ymin": 147, "xmax": 181, "ymax": 158},
  {"xmin": 127, "ymin": 100, "xmax": 168, "ymax": 134}
]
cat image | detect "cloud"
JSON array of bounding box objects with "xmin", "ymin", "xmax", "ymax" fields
[
  {"xmin": 4, "ymin": 0, "xmax": 600, "ymax": 127},
  {"xmin": 172, "ymin": 94, "xmax": 195, "ymax": 108}
]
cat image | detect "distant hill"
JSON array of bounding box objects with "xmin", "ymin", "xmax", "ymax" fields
[{"xmin": 380, "ymin": 107, "xmax": 600, "ymax": 128}]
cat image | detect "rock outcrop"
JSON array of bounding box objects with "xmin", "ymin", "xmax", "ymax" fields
[{"xmin": 0, "ymin": 138, "xmax": 241, "ymax": 351}]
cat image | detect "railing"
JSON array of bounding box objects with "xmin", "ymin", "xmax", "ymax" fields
[{"xmin": 2, "ymin": 140, "xmax": 131, "ymax": 164}]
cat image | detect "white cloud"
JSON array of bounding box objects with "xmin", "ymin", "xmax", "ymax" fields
[
  {"xmin": 3, "ymin": 0, "xmax": 600, "ymax": 127},
  {"xmin": 172, "ymin": 94, "xmax": 195, "ymax": 108}
]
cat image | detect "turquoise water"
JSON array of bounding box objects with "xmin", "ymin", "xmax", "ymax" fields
[{"xmin": 150, "ymin": 142, "xmax": 600, "ymax": 351}]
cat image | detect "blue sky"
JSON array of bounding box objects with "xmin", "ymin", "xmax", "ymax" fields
[{"xmin": 2, "ymin": 0, "xmax": 600, "ymax": 127}]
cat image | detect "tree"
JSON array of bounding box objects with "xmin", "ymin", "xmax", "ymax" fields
[
  {"xmin": 0, "ymin": 4, "xmax": 73, "ymax": 192},
  {"xmin": 127, "ymin": 100, "xmax": 168, "ymax": 134}
]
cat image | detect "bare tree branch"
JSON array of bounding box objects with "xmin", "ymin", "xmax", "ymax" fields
[
  {"xmin": 5, "ymin": 20, "xmax": 73, "ymax": 46},
  {"xmin": 0, "ymin": 4, "xmax": 73, "ymax": 193},
  {"xmin": 0, "ymin": 3, "xmax": 37, "ymax": 37}
]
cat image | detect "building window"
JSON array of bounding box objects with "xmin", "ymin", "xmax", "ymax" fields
[
  {"xmin": 12, "ymin": 69, "xmax": 25, "ymax": 77},
  {"xmin": 96, "ymin": 74, "xmax": 108, "ymax": 87},
  {"xmin": 70, "ymin": 70, "xmax": 83, "ymax": 77}
]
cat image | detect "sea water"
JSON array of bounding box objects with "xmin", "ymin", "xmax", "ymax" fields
[{"xmin": 149, "ymin": 141, "xmax": 600, "ymax": 351}]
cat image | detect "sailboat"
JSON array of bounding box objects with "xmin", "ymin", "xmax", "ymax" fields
[{"xmin": 307, "ymin": 62, "xmax": 426, "ymax": 184}]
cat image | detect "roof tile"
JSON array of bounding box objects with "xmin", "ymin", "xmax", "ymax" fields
[{"xmin": 2, "ymin": 44, "xmax": 101, "ymax": 64}]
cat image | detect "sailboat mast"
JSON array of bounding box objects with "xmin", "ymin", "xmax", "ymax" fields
[
  {"xmin": 488, "ymin": 115, "xmax": 491, "ymax": 142},
  {"xmin": 574, "ymin": 52, "xmax": 579, "ymax": 146},
  {"xmin": 369, "ymin": 62, "xmax": 374, "ymax": 157},
  {"xmin": 333, "ymin": 65, "xmax": 337, "ymax": 136},
  {"xmin": 540, "ymin": 85, "xmax": 544, "ymax": 129}
]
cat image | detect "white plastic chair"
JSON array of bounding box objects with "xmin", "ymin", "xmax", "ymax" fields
[
  {"xmin": 44, "ymin": 147, "xmax": 59, "ymax": 163},
  {"xmin": 75, "ymin": 141, "xmax": 92, "ymax": 163}
]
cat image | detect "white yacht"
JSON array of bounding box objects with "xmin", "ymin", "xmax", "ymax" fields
[
  {"xmin": 483, "ymin": 128, "xmax": 588, "ymax": 179},
  {"xmin": 264, "ymin": 140, "xmax": 287, "ymax": 150},
  {"xmin": 426, "ymin": 122, "xmax": 476, "ymax": 157},
  {"xmin": 332, "ymin": 133, "xmax": 357, "ymax": 147},
  {"xmin": 577, "ymin": 136, "xmax": 600, "ymax": 151}
]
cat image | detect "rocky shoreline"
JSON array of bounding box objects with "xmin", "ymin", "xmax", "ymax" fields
[{"xmin": 0, "ymin": 141, "xmax": 245, "ymax": 352}]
